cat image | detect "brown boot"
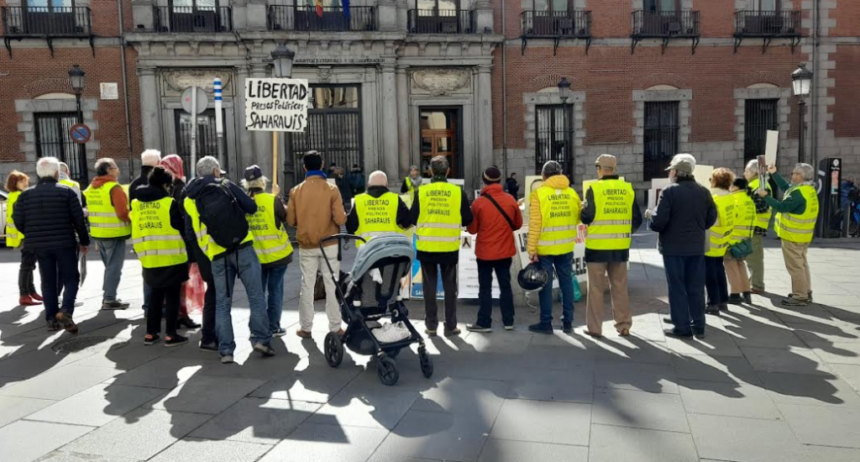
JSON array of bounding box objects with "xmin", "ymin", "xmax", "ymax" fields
[{"xmin": 55, "ymin": 311, "xmax": 78, "ymax": 334}]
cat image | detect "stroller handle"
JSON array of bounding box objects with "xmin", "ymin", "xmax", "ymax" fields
[{"xmin": 320, "ymin": 234, "xmax": 366, "ymax": 263}]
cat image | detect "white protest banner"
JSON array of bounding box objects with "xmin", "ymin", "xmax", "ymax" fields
[
  {"xmin": 694, "ymin": 164, "xmax": 714, "ymax": 191},
  {"xmin": 245, "ymin": 78, "xmax": 309, "ymax": 132},
  {"xmin": 458, "ymin": 233, "xmax": 501, "ymax": 299},
  {"xmin": 765, "ymin": 130, "xmax": 779, "ymax": 166}
]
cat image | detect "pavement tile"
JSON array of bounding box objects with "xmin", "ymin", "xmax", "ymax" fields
[
  {"xmin": 308, "ymin": 382, "xmax": 419, "ymax": 430},
  {"xmin": 410, "ymin": 376, "xmax": 509, "ymax": 422},
  {"xmin": 588, "ymin": 424, "xmax": 697, "ymax": 462},
  {"xmin": 0, "ymin": 395, "xmax": 54, "ymax": 429},
  {"xmin": 0, "ymin": 420, "xmax": 94, "ymax": 462},
  {"xmin": 687, "ymin": 414, "xmax": 810, "ymax": 462},
  {"xmin": 476, "ymin": 439, "xmax": 588, "ymax": 462},
  {"xmin": 592, "ymin": 388, "xmax": 690, "ymax": 433},
  {"xmin": 778, "ymin": 403, "xmax": 860, "ymax": 448},
  {"xmin": 504, "ymin": 367, "xmax": 594, "ymax": 403},
  {"xmin": 31, "ymin": 451, "xmax": 140, "ymax": 462},
  {"xmin": 664, "ymin": 330, "xmax": 743, "ymax": 357},
  {"xmin": 149, "ymin": 437, "xmax": 271, "ymax": 462},
  {"xmin": 758, "ymin": 371, "xmax": 860, "ymax": 407},
  {"xmin": 249, "ymin": 365, "xmax": 362, "ymax": 403},
  {"xmin": 802, "ymin": 445, "xmax": 860, "ymax": 462},
  {"xmin": 740, "ymin": 346, "xmax": 833, "ymax": 376},
  {"xmin": 0, "ymin": 364, "xmax": 118, "ymax": 401},
  {"xmin": 831, "ymin": 363, "xmax": 860, "ymax": 393},
  {"xmin": 110, "ymin": 357, "xmax": 211, "ymax": 389},
  {"xmin": 373, "ymin": 410, "xmax": 491, "ymax": 462},
  {"xmin": 148, "ymin": 375, "xmax": 266, "ymax": 415},
  {"xmin": 61, "ymin": 408, "xmax": 211, "ymax": 460},
  {"xmin": 189, "ymin": 397, "xmax": 320, "ymax": 444},
  {"xmin": 812, "ymin": 343, "xmax": 860, "ymax": 365},
  {"xmin": 679, "ymin": 379, "xmax": 782, "ymax": 419},
  {"xmin": 489, "ymin": 399, "xmax": 591, "ymax": 446},
  {"xmin": 26, "ymin": 382, "xmax": 164, "ymax": 427},
  {"xmin": 671, "ymin": 354, "xmax": 762, "ymax": 385},
  {"xmin": 459, "ymin": 331, "xmax": 533, "ymax": 354},
  {"xmin": 594, "ymin": 360, "xmax": 678, "ymax": 394},
  {"xmin": 259, "ymin": 423, "xmax": 388, "ymax": 462}
]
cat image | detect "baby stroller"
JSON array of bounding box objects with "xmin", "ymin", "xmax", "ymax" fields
[{"xmin": 320, "ymin": 233, "xmax": 433, "ymax": 386}]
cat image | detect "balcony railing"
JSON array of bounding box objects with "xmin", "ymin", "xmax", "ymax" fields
[
  {"xmin": 407, "ymin": 9, "xmax": 476, "ymax": 34},
  {"xmin": 632, "ymin": 10, "xmax": 700, "ymax": 38},
  {"xmin": 153, "ymin": 6, "xmax": 233, "ymax": 33},
  {"xmin": 268, "ymin": 5, "xmax": 376, "ymax": 32},
  {"xmin": 521, "ymin": 10, "xmax": 591, "ymax": 38},
  {"xmin": 1, "ymin": 6, "xmax": 91, "ymax": 36},
  {"xmin": 735, "ymin": 10, "xmax": 801, "ymax": 37}
]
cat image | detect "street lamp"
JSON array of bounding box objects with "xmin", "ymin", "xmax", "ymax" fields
[
  {"xmin": 558, "ymin": 77, "xmax": 573, "ymax": 182},
  {"xmin": 68, "ymin": 64, "xmax": 86, "ymax": 182},
  {"xmin": 557, "ymin": 76, "xmax": 571, "ymax": 104},
  {"xmin": 792, "ymin": 63, "xmax": 813, "ymax": 164},
  {"xmin": 269, "ymin": 44, "xmax": 295, "ymax": 194}
]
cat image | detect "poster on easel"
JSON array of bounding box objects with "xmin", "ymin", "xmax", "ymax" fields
[{"xmin": 458, "ymin": 233, "xmax": 501, "ymax": 299}]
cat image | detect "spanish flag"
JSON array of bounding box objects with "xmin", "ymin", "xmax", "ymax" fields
[{"xmin": 315, "ymin": 0, "xmax": 324, "ymax": 17}]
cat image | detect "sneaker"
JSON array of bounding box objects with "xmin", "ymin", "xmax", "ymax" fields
[
  {"xmin": 102, "ymin": 300, "xmax": 130, "ymax": 310},
  {"xmin": 466, "ymin": 324, "xmax": 492, "ymax": 333},
  {"xmin": 221, "ymin": 355, "xmax": 234, "ymax": 364},
  {"xmin": 272, "ymin": 328, "xmax": 287, "ymax": 337},
  {"xmin": 705, "ymin": 305, "xmax": 721, "ymax": 316},
  {"xmin": 253, "ymin": 342, "xmax": 276, "ymax": 357},
  {"xmin": 444, "ymin": 328, "xmax": 461, "ymax": 337},
  {"xmin": 55, "ymin": 311, "xmax": 78, "ymax": 334},
  {"xmin": 424, "ymin": 328, "xmax": 438, "ymax": 337},
  {"xmin": 46, "ymin": 320, "xmax": 61, "ymax": 331},
  {"xmin": 727, "ymin": 294, "xmax": 743, "ymax": 305},
  {"xmin": 503, "ymin": 325, "xmax": 514, "ymax": 331},
  {"xmin": 694, "ymin": 331, "xmax": 706, "ymax": 340},
  {"xmin": 165, "ymin": 334, "xmax": 188, "ymax": 348},
  {"xmin": 144, "ymin": 334, "xmax": 161, "ymax": 346},
  {"xmin": 199, "ymin": 340, "xmax": 218, "ymax": 351},
  {"xmin": 781, "ymin": 296, "xmax": 811, "ymax": 307},
  {"xmin": 30, "ymin": 293, "xmax": 43, "ymax": 302},
  {"xmin": 528, "ymin": 323, "xmax": 553, "ymax": 334},
  {"xmin": 664, "ymin": 329, "xmax": 693, "ymax": 340},
  {"xmin": 178, "ymin": 317, "xmax": 201, "ymax": 329},
  {"xmin": 742, "ymin": 292, "xmax": 753, "ymax": 304},
  {"xmin": 562, "ymin": 323, "xmax": 573, "ymax": 334},
  {"xmin": 719, "ymin": 302, "xmax": 729, "ymax": 312},
  {"xmin": 19, "ymin": 295, "xmax": 41, "ymax": 306},
  {"xmin": 296, "ymin": 329, "xmax": 312, "ymax": 339}
]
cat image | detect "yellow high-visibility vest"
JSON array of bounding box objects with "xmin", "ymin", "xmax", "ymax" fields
[
  {"xmin": 248, "ymin": 193, "xmax": 293, "ymax": 264},
  {"xmin": 416, "ymin": 181, "xmax": 462, "ymax": 253},
  {"xmin": 5, "ymin": 190, "xmax": 22, "ymax": 248},
  {"xmin": 83, "ymin": 181, "xmax": 131, "ymax": 239},
  {"xmin": 775, "ymin": 184, "xmax": 819, "ymax": 244},
  {"xmin": 353, "ymin": 191, "xmax": 401, "ymax": 248},
  {"xmin": 184, "ymin": 197, "xmax": 253, "ymax": 261},
  {"xmin": 537, "ymin": 186, "xmax": 581, "ymax": 256},
  {"xmin": 729, "ymin": 191, "xmax": 756, "ymax": 244},
  {"xmin": 59, "ymin": 178, "xmax": 80, "ymax": 193},
  {"xmin": 130, "ymin": 197, "xmax": 188, "ymax": 269},
  {"xmin": 706, "ymin": 193, "xmax": 736, "ymax": 257},
  {"xmin": 747, "ymin": 178, "xmax": 773, "ymax": 230},
  {"xmin": 586, "ymin": 179, "xmax": 634, "ymax": 251}
]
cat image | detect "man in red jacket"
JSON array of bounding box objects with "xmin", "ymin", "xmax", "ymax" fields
[{"xmin": 466, "ymin": 167, "xmax": 524, "ymax": 333}]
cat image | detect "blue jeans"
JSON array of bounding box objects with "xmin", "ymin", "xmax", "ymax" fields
[
  {"xmin": 211, "ymin": 246, "xmax": 272, "ymax": 356},
  {"xmin": 538, "ymin": 252, "xmax": 574, "ymax": 327},
  {"xmin": 95, "ymin": 238, "xmax": 126, "ymax": 302},
  {"xmin": 261, "ymin": 263, "xmax": 289, "ymax": 333},
  {"xmin": 663, "ymin": 255, "xmax": 707, "ymax": 336},
  {"xmin": 36, "ymin": 247, "xmax": 79, "ymax": 320}
]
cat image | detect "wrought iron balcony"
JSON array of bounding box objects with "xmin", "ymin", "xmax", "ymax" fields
[
  {"xmin": 631, "ymin": 10, "xmax": 700, "ymax": 54},
  {"xmin": 521, "ymin": 10, "xmax": 591, "ymax": 38},
  {"xmin": 2, "ymin": 6, "xmax": 91, "ymax": 36},
  {"xmin": 407, "ymin": 9, "xmax": 477, "ymax": 34},
  {"xmin": 268, "ymin": 5, "xmax": 376, "ymax": 32},
  {"xmin": 734, "ymin": 10, "xmax": 802, "ymax": 53},
  {"xmin": 153, "ymin": 6, "xmax": 233, "ymax": 33}
]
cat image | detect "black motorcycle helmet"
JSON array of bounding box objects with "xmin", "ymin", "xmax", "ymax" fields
[{"xmin": 518, "ymin": 263, "xmax": 548, "ymax": 292}]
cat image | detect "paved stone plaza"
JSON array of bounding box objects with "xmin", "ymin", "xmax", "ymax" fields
[{"xmin": 1, "ymin": 233, "xmax": 860, "ymax": 462}]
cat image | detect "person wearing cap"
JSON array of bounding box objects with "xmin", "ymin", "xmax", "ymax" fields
[
  {"xmin": 527, "ymin": 160, "xmax": 582, "ymax": 334},
  {"xmin": 648, "ymin": 153, "xmax": 717, "ymax": 339},
  {"xmin": 743, "ymin": 160, "xmax": 772, "ymax": 294},
  {"xmin": 129, "ymin": 149, "xmax": 161, "ymax": 315},
  {"xmin": 242, "ymin": 165, "xmax": 293, "ymax": 337},
  {"xmin": 465, "ymin": 167, "xmax": 523, "ymax": 333},
  {"xmin": 580, "ymin": 154, "xmax": 642, "ymax": 338}
]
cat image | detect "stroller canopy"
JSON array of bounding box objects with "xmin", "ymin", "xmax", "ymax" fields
[{"xmin": 351, "ymin": 233, "xmax": 414, "ymax": 280}]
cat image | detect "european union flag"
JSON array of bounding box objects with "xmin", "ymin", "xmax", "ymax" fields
[{"xmin": 342, "ymin": 0, "xmax": 351, "ymax": 22}]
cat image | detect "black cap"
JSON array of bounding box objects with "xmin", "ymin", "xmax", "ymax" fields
[{"xmin": 244, "ymin": 165, "xmax": 263, "ymax": 182}]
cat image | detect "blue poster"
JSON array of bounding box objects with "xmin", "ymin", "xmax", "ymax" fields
[{"xmin": 409, "ymin": 233, "xmax": 444, "ymax": 299}]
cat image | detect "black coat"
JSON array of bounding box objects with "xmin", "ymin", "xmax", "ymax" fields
[
  {"xmin": 580, "ymin": 176, "xmax": 643, "ymax": 263},
  {"xmin": 134, "ymin": 184, "xmax": 189, "ymax": 288},
  {"xmin": 649, "ymin": 176, "xmax": 717, "ymax": 256},
  {"xmin": 128, "ymin": 165, "xmax": 154, "ymax": 210},
  {"xmin": 14, "ymin": 177, "xmax": 90, "ymax": 252}
]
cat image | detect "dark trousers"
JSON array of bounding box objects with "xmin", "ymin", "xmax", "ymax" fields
[
  {"xmin": 147, "ymin": 284, "xmax": 180, "ymax": 337},
  {"xmin": 36, "ymin": 247, "xmax": 80, "ymax": 321},
  {"xmin": 195, "ymin": 246, "xmax": 218, "ymax": 344},
  {"xmin": 663, "ymin": 255, "xmax": 706, "ymax": 336},
  {"xmin": 19, "ymin": 250, "xmax": 37, "ymax": 296},
  {"xmin": 421, "ymin": 262, "xmax": 458, "ymax": 331},
  {"xmin": 705, "ymin": 256, "xmax": 729, "ymax": 306},
  {"xmin": 475, "ymin": 258, "xmax": 514, "ymax": 328}
]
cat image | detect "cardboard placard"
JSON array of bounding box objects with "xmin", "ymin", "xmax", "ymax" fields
[{"xmin": 245, "ymin": 78, "xmax": 309, "ymax": 132}]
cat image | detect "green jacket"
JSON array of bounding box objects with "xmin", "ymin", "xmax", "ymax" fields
[{"xmin": 763, "ymin": 172, "xmax": 807, "ymax": 215}]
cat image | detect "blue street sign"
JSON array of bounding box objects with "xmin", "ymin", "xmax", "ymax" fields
[{"xmin": 70, "ymin": 124, "xmax": 91, "ymax": 144}]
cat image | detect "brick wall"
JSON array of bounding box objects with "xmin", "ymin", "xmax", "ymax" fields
[{"xmin": 832, "ymin": 45, "xmax": 860, "ymax": 139}]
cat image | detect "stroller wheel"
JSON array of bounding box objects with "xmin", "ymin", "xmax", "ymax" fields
[
  {"xmin": 419, "ymin": 347, "xmax": 434, "ymax": 379},
  {"xmin": 324, "ymin": 332, "xmax": 344, "ymax": 368},
  {"xmin": 377, "ymin": 356, "xmax": 399, "ymax": 386}
]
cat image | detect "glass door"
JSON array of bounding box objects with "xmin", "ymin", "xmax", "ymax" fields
[{"xmin": 419, "ymin": 108, "xmax": 460, "ymax": 178}]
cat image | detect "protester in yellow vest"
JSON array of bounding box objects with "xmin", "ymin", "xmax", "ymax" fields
[
  {"xmin": 743, "ymin": 160, "xmax": 772, "ymax": 294},
  {"xmin": 725, "ymin": 177, "xmax": 756, "ymax": 305},
  {"xmin": 759, "ymin": 163, "xmax": 820, "ymax": 306},
  {"xmin": 527, "ymin": 160, "xmax": 582, "ymax": 334},
  {"xmin": 242, "ymin": 165, "xmax": 294, "ymax": 337},
  {"xmin": 58, "ymin": 162, "xmax": 82, "ymax": 204},
  {"xmin": 5, "ymin": 171, "xmax": 42, "ymax": 306},
  {"xmin": 347, "ymin": 170, "xmax": 410, "ymax": 246},
  {"xmin": 129, "ymin": 166, "xmax": 189, "ymax": 347},
  {"xmin": 581, "ymin": 155, "xmax": 642, "ymax": 338},
  {"xmin": 704, "ymin": 168, "xmax": 736, "ymax": 316},
  {"xmin": 409, "ymin": 156, "xmax": 472, "ymax": 337},
  {"xmin": 400, "ymin": 165, "xmax": 423, "ymax": 208},
  {"xmin": 84, "ymin": 158, "xmax": 132, "ymax": 310}
]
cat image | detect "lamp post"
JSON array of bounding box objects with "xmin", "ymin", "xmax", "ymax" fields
[
  {"xmin": 270, "ymin": 44, "xmax": 295, "ymax": 193},
  {"xmin": 791, "ymin": 63, "xmax": 813, "ymax": 165},
  {"xmin": 68, "ymin": 64, "xmax": 86, "ymax": 182},
  {"xmin": 558, "ymin": 77, "xmax": 573, "ymax": 183}
]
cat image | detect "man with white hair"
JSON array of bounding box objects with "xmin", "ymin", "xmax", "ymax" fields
[
  {"xmin": 743, "ymin": 159, "xmax": 772, "ymax": 294},
  {"xmin": 58, "ymin": 162, "xmax": 81, "ymax": 202},
  {"xmin": 13, "ymin": 157, "xmax": 89, "ymax": 333},
  {"xmin": 346, "ymin": 170, "xmax": 411, "ymax": 245}
]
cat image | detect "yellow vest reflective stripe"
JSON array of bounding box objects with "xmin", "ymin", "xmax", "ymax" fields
[
  {"xmin": 130, "ymin": 197, "xmax": 188, "ymax": 268},
  {"xmin": 416, "ymin": 182, "xmax": 462, "ymax": 253},
  {"xmin": 586, "ymin": 179, "xmax": 634, "ymax": 251},
  {"xmin": 84, "ymin": 181, "xmax": 131, "ymax": 238},
  {"xmin": 706, "ymin": 193, "xmax": 736, "ymax": 257},
  {"xmin": 729, "ymin": 191, "xmax": 756, "ymax": 244},
  {"xmin": 537, "ymin": 186, "xmax": 581, "ymax": 255},
  {"xmin": 747, "ymin": 178, "xmax": 773, "ymax": 230},
  {"xmin": 5, "ymin": 191, "xmax": 22, "ymax": 247},
  {"xmin": 183, "ymin": 197, "xmax": 253, "ymax": 261},
  {"xmin": 775, "ymin": 184, "xmax": 819, "ymax": 244},
  {"xmin": 59, "ymin": 178, "xmax": 80, "ymax": 192},
  {"xmin": 354, "ymin": 191, "xmax": 401, "ymax": 248},
  {"xmin": 248, "ymin": 193, "xmax": 294, "ymax": 264}
]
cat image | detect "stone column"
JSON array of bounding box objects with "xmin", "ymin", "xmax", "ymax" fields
[
  {"xmin": 244, "ymin": 0, "xmax": 269, "ymax": 31},
  {"xmin": 235, "ymin": 65, "xmax": 255, "ymax": 176},
  {"xmin": 396, "ymin": 65, "xmax": 410, "ymax": 177},
  {"xmin": 473, "ymin": 0, "xmax": 494, "ymax": 34},
  {"xmin": 377, "ymin": 0, "xmax": 399, "ymax": 32},
  {"xmin": 381, "ymin": 63, "xmax": 399, "ymax": 180},
  {"xmin": 476, "ymin": 64, "xmax": 494, "ymax": 180},
  {"xmin": 131, "ymin": 0, "xmax": 155, "ymax": 30},
  {"xmin": 137, "ymin": 66, "xmax": 162, "ymax": 151},
  {"xmin": 249, "ymin": 63, "xmax": 273, "ymax": 177}
]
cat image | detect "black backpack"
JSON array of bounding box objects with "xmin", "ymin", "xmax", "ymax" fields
[{"xmin": 195, "ymin": 180, "xmax": 249, "ymax": 250}]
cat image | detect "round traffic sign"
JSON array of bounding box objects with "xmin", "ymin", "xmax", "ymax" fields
[
  {"xmin": 69, "ymin": 124, "xmax": 91, "ymax": 144},
  {"xmin": 181, "ymin": 87, "xmax": 209, "ymax": 115}
]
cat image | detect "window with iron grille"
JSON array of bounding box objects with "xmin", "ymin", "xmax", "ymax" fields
[
  {"xmin": 535, "ymin": 104, "xmax": 574, "ymax": 176},
  {"xmin": 34, "ymin": 112, "xmax": 87, "ymax": 183},
  {"xmin": 744, "ymin": 99, "xmax": 778, "ymax": 162},
  {"xmin": 643, "ymin": 101, "xmax": 679, "ymax": 182}
]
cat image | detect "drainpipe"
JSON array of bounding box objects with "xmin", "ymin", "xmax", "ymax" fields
[
  {"xmin": 810, "ymin": 0, "xmax": 820, "ymax": 170},
  {"xmin": 117, "ymin": 0, "xmax": 135, "ymax": 178},
  {"xmin": 501, "ymin": 0, "xmax": 508, "ymax": 177}
]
